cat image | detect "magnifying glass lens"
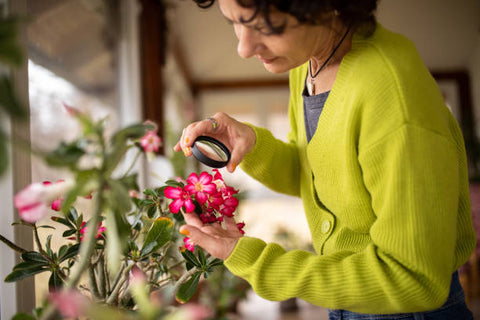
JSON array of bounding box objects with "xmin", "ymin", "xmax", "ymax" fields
[{"xmin": 191, "ymin": 136, "xmax": 231, "ymax": 168}]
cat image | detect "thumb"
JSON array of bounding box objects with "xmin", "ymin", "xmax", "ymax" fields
[{"xmin": 180, "ymin": 225, "xmax": 215, "ymax": 250}]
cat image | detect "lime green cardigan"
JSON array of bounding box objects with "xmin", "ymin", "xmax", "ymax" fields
[{"xmin": 224, "ymin": 25, "xmax": 476, "ymax": 313}]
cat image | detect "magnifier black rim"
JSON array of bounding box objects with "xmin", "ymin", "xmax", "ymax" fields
[{"xmin": 191, "ymin": 136, "xmax": 231, "ymax": 168}]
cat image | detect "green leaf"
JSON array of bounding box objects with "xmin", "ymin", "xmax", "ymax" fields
[
  {"xmin": 36, "ymin": 225, "xmax": 55, "ymax": 230},
  {"xmin": 107, "ymin": 179, "xmax": 133, "ymax": 215},
  {"xmin": 143, "ymin": 188, "xmax": 157, "ymax": 197},
  {"xmin": 12, "ymin": 313, "xmax": 36, "ymax": 320},
  {"xmin": 68, "ymin": 207, "xmax": 79, "ymax": 222},
  {"xmin": 62, "ymin": 229, "xmax": 76, "ymax": 237},
  {"xmin": 139, "ymin": 241, "xmax": 157, "ymax": 256},
  {"xmin": 146, "ymin": 205, "xmax": 157, "ymax": 219},
  {"xmin": 164, "ymin": 180, "xmax": 184, "ymax": 188},
  {"xmin": 21, "ymin": 251, "xmax": 48, "ymax": 264},
  {"xmin": 119, "ymin": 173, "xmax": 139, "ymax": 192},
  {"xmin": 48, "ymin": 271, "xmax": 63, "ymax": 291},
  {"xmin": 61, "ymin": 171, "xmax": 97, "ymax": 213},
  {"xmin": 51, "ymin": 215, "xmax": 74, "ymax": 228},
  {"xmin": 105, "ymin": 123, "xmax": 151, "ymax": 174},
  {"xmin": 58, "ymin": 245, "xmax": 68, "ymax": 259},
  {"xmin": 181, "ymin": 249, "xmax": 201, "ymax": 269},
  {"xmin": 198, "ymin": 249, "xmax": 207, "ymax": 267},
  {"xmin": 45, "ymin": 235, "xmax": 53, "ymax": 257},
  {"xmin": 0, "ymin": 75, "xmax": 25, "ymax": 118},
  {"xmin": 139, "ymin": 199, "xmax": 155, "ymax": 207},
  {"xmin": 140, "ymin": 217, "xmax": 173, "ymax": 257},
  {"xmin": 176, "ymin": 272, "xmax": 201, "ymax": 303},
  {"xmin": 13, "ymin": 261, "xmax": 46, "ymax": 270},
  {"xmin": 59, "ymin": 244, "xmax": 80, "ymax": 262},
  {"xmin": 0, "ymin": 130, "xmax": 8, "ymax": 177},
  {"xmin": 207, "ymin": 257, "xmax": 224, "ymax": 269},
  {"xmin": 0, "ymin": 16, "xmax": 25, "ymax": 66},
  {"xmin": 44, "ymin": 141, "xmax": 85, "ymax": 169},
  {"xmin": 5, "ymin": 265, "xmax": 48, "ymax": 282}
]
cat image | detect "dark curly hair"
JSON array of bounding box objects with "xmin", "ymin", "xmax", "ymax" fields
[{"xmin": 192, "ymin": 0, "xmax": 378, "ymax": 35}]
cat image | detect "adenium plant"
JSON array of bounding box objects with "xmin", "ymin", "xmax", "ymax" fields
[{"xmin": 0, "ymin": 106, "xmax": 244, "ymax": 320}]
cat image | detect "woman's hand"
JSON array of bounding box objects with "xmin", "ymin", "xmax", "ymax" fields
[
  {"xmin": 180, "ymin": 213, "xmax": 243, "ymax": 260},
  {"xmin": 173, "ymin": 112, "xmax": 256, "ymax": 173}
]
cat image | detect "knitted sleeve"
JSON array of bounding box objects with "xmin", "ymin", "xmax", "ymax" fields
[
  {"xmin": 240, "ymin": 125, "xmax": 301, "ymax": 197},
  {"xmin": 225, "ymin": 125, "xmax": 465, "ymax": 314}
]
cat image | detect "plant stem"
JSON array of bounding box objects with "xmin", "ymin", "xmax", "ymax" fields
[
  {"xmin": 0, "ymin": 234, "xmax": 27, "ymax": 254},
  {"xmin": 122, "ymin": 149, "xmax": 141, "ymax": 178},
  {"xmin": 65, "ymin": 189, "xmax": 103, "ymax": 288},
  {"xmin": 110, "ymin": 261, "xmax": 126, "ymax": 293},
  {"xmin": 98, "ymin": 254, "xmax": 107, "ymax": 298},
  {"xmin": 88, "ymin": 264, "xmax": 101, "ymax": 300},
  {"xmin": 106, "ymin": 262, "xmax": 135, "ymax": 305},
  {"xmin": 172, "ymin": 267, "xmax": 198, "ymax": 294}
]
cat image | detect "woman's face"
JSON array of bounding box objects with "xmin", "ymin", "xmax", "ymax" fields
[{"xmin": 218, "ymin": 0, "xmax": 337, "ymax": 74}]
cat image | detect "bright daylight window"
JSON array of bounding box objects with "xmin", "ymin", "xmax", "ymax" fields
[{"xmin": 26, "ymin": 0, "xmax": 120, "ymax": 303}]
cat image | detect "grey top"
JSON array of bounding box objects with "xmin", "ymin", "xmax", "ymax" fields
[{"xmin": 303, "ymin": 84, "xmax": 330, "ymax": 143}]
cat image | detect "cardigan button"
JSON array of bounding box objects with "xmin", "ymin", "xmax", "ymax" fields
[{"xmin": 321, "ymin": 220, "xmax": 331, "ymax": 234}]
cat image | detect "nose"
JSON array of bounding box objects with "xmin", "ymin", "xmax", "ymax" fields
[{"xmin": 235, "ymin": 25, "xmax": 260, "ymax": 59}]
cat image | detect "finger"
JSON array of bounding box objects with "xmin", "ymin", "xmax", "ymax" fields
[
  {"xmin": 180, "ymin": 225, "xmax": 227, "ymax": 258},
  {"xmin": 183, "ymin": 118, "xmax": 218, "ymax": 148},
  {"xmin": 182, "ymin": 212, "xmax": 204, "ymax": 229},
  {"xmin": 223, "ymin": 216, "xmax": 239, "ymax": 233}
]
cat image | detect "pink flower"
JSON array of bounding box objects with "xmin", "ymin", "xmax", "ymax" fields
[
  {"xmin": 63, "ymin": 102, "xmax": 83, "ymax": 117},
  {"xmin": 183, "ymin": 237, "xmax": 195, "ymax": 252},
  {"xmin": 69, "ymin": 222, "xmax": 105, "ymax": 241},
  {"xmin": 129, "ymin": 189, "xmax": 139, "ymax": 198},
  {"xmin": 177, "ymin": 303, "xmax": 213, "ymax": 320},
  {"xmin": 48, "ymin": 289, "xmax": 90, "ymax": 318},
  {"xmin": 129, "ymin": 265, "xmax": 147, "ymax": 286},
  {"xmin": 14, "ymin": 180, "xmax": 73, "ymax": 223},
  {"xmin": 141, "ymin": 130, "xmax": 162, "ymax": 153},
  {"xmin": 184, "ymin": 172, "xmax": 217, "ymax": 205},
  {"xmin": 164, "ymin": 186, "xmax": 195, "ymax": 213},
  {"xmin": 220, "ymin": 195, "xmax": 239, "ymax": 217},
  {"xmin": 236, "ymin": 222, "xmax": 246, "ymax": 234}
]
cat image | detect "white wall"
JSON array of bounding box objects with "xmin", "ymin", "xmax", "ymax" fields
[{"xmin": 0, "ymin": 120, "xmax": 18, "ymax": 320}]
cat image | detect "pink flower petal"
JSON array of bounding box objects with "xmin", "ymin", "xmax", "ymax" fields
[
  {"xmin": 164, "ymin": 186, "xmax": 182, "ymax": 199},
  {"xmin": 198, "ymin": 172, "xmax": 213, "ymax": 184},
  {"xmin": 184, "ymin": 199, "xmax": 196, "ymax": 213},
  {"xmin": 169, "ymin": 199, "xmax": 184, "ymax": 214},
  {"xmin": 19, "ymin": 203, "xmax": 47, "ymax": 223}
]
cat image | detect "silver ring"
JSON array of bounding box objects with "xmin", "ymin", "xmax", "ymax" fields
[{"xmin": 206, "ymin": 117, "xmax": 218, "ymax": 131}]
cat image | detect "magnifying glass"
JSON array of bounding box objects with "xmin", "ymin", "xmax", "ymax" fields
[{"xmin": 191, "ymin": 136, "xmax": 231, "ymax": 168}]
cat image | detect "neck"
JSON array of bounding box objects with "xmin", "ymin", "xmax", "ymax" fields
[{"xmin": 310, "ymin": 24, "xmax": 352, "ymax": 74}]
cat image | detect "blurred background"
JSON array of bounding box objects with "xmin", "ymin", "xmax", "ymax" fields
[{"xmin": 0, "ymin": 0, "xmax": 479, "ymax": 319}]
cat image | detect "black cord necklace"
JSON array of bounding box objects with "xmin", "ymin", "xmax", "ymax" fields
[{"xmin": 307, "ymin": 26, "xmax": 351, "ymax": 96}]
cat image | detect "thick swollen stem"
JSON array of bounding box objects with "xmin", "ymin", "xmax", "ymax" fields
[{"xmin": 65, "ymin": 179, "xmax": 105, "ymax": 288}]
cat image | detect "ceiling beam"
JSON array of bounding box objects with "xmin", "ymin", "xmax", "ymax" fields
[{"xmin": 192, "ymin": 78, "xmax": 289, "ymax": 93}]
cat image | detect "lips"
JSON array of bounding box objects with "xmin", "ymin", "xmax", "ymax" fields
[{"xmin": 257, "ymin": 56, "xmax": 277, "ymax": 64}]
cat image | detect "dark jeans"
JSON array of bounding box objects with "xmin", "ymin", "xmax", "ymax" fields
[{"xmin": 328, "ymin": 272, "xmax": 473, "ymax": 320}]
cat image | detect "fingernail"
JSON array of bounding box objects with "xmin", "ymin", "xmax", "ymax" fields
[
  {"xmin": 179, "ymin": 225, "xmax": 190, "ymax": 236},
  {"xmin": 183, "ymin": 147, "xmax": 191, "ymax": 156},
  {"xmin": 231, "ymin": 162, "xmax": 237, "ymax": 172},
  {"xmin": 185, "ymin": 137, "xmax": 190, "ymax": 144}
]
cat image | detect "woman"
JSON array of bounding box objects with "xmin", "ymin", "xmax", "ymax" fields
[{"xmin": 174, "ymin": 0, "xmax": 477, "ymax": 318}]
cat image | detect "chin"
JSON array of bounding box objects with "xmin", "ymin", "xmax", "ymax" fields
[{"xmin": 263, "ymin": 63, "xmax": 290, "ymax": 74}]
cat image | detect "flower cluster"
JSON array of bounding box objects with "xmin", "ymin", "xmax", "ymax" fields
[{"xmin": 164, "ymin": 169, "xmax": 245, "ymax": 251}]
